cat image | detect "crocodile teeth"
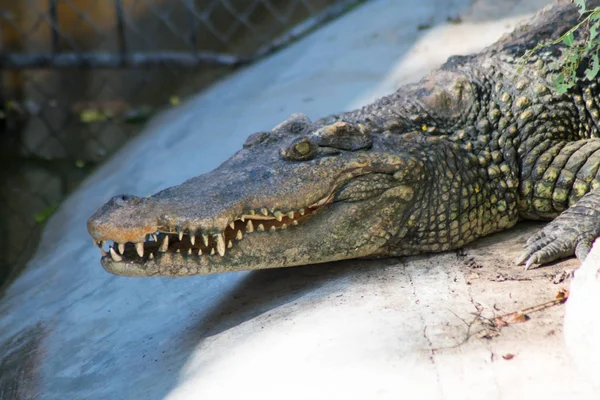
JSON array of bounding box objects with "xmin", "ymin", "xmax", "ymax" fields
[
  {"xmin": 236, "ymin": 230, "xmax": 243, "ymax": 240},
  {"xmin": 281, "ymin": 223, "xmax": 288, "ymax": 230},
  {"xmin": 269, "ymin": 226, "xmax": 276, "ymax": 232},
  {"xmin": 299, "ymin": 208, "xmax": 305, "ymax": 216},
  {"xmin": 257, "ymin": 224, "xmax": 265, "ymax": 232},
  {"xmin": 202, "ymin": 234, "xmax": 209, "ymax": 247},
  {"xmin": 178, "ymin": 231, "xmax": 183, "ymax": 241},
  {"xmin": 176, "ymin": 249, "xmax": 181, "ymax": 253},
  {"xmin": 96, "ymin": 240, "xmax": 107, "ymax": 256},
  {"xmin": 260, "ymin": 208, "xmax": 269, "ymax": 216},
  {"xmin": 215, "ymin": 234, "xmax": 226, "ymax": 256},
  {"xmin": 110, "ymin": 247, "xmax": 122, "ymax": 262},
  {"xmin": 198, "ymin": 249, "xmax": 202, "ymax": 255},
  {"xmin": 246, "ymin": 220, "xmax": 254, "ymax": 233},
  {"xmin": 135, "ymin": 242, "xmax": 144, "ymax": 257},
  {"xmin": 292, "ymin": 220, "xmax": 298, "ymax": 226},
  {"xmin": 188, "ymin": 249, "xmax": 192, "ymax": 255},
  {"xmin": 210, "ymin": 248, "xmax": 215, "ymax": 255},
  {"xmin": 227, "ymin": 240, "xmax": 233, "ymax": 249},
  {"xmin": 249, "ymin": 210, "xmax": 256, "ymax": 215},
  {"xmin": 287, "ymin": 211, "xmax": 294, "ymax": 219},
  {"xmin": 311, "ymin": 195, "xmax": 331, "ymax": 208},
  {"xmin": 152, "ymin": 233, "xmax": 158, "ymax": 242},
  {"xmin": 118, "ymin": 243, "xmax": 125, "ymax": 254},
  {"xmin": 159, "ymin": 235, "xmax": 169, "ymax": 252},
  {"xmin": 149, "ymin": 253, "xmax": 154, "ymax": 259},
  {"xmin": 190, "ymin": 235, "xmax": 195, "ymax": 246},
  {"xmin": 274, "ymin": 211, "xmax": 283, "ymax": 221},
  {"xmin": 229, "ymin": 222, "xmax": 235, "ymax": 229}
]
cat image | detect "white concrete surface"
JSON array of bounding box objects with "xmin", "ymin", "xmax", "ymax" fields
[
  {"xmin": 2, "ymin": 0, "xmax": 595, "ymax": 399},
  {"xmin": 564, "ymin": 240, "xmax": 600, "ymax": 389}
]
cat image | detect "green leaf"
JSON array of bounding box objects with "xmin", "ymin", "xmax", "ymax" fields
[
  {"xmin": 585, "ymin": 53, "xmax": 600, "ymax": 80},
  {"xmin": 551, "ymin": 73, "xmax": 574, "ymax": 95},
  {"xmin": 34, "ymin": 203, "xmax": 57, "ymax": 224},
  {"xmin": 552, "ymin": 73, "xmax": 565, "ymax": 86},
  {"xmin": 575, "ymin": 0, "xmax": 587, "ymax": 14},
  {"xmin": 563, "ymin": 31, "xmax": 575, "ymax": 46},
  {"xmin": 80, "ymin": 109, "xmax": 108, "ymax": 123},
  {"xmin": 553, "ymin": 83, "xmax": 571, "ymax": 95},
  {"xmin": 590, "ymin": 24, "xmax": 598, "ymax": 41}
]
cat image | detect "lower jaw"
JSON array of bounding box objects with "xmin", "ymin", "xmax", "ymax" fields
[
  {"xmin": 102, "ymin": 250, "xmax": 287, "ymax": 276},
  {"xmin": 102, "ymin": 240, "xmax": 386, "ymax": 277}
]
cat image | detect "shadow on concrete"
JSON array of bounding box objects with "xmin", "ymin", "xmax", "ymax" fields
[{"xmin": 182, "ymin": 258, "xmax": 391, "ymax": 341}]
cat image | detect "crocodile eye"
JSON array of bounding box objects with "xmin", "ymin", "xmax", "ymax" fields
[
  {"xmin": 295, "ymin": 141, "xmax": 310, "ymax": 155},
  {"xmin": 281, "ymin": 137, "xmax": 317, "ymax": 161}
]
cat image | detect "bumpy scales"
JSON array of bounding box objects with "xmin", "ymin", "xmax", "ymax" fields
[{"xmin": 88, "ymin": 0, "xmax": 600, "ymax": 276}]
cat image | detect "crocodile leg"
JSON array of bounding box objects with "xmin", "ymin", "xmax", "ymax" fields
[
  {"xmin": 517, "ymin": 138, "xmax": 600, "ymax": 269},
  {"xmin": 518, "ymin": 188, "xmax": 600, "ymax": 269}
]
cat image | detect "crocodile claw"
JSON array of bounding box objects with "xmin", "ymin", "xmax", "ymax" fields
[{"xmin": 518, "ymin": 217, "xmax": 596, "ymax": 270}]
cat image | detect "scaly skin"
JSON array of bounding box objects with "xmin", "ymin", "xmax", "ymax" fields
[{"xmin": 88, "ymin": 0, "xmax": 600, "ymax": 276}]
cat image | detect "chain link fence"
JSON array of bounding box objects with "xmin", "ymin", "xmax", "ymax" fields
[{"xmin": 0, "ymin": 0, "xmax": 364, "ymax": 288}]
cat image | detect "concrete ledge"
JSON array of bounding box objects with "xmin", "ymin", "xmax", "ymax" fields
[{"xmin": 564, "ymin": 240, "xmax": 600, "ymax": 388}]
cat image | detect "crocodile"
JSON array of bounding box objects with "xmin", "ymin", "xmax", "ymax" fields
[{"xmin": 88, "ymin": 0, "xmax": 600, "ymax": 277}]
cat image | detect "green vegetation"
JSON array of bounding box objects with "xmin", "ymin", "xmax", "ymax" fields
[
  {"xmin": 522, "ymin": 0, "xmax": 600, "ymax": 94},
  {"xmin": 34, "ymin": 203, "xmax": 57, "ymax": 224}
]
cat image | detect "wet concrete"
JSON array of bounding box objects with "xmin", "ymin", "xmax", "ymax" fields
[{"xmin": 3, "ymin": 0, "xmax": 596, "ymax": 399}]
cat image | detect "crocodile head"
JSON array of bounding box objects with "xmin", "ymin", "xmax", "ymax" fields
[{"xmin": 88, "ymin": 114, "xmax": 424, "ymax": 276}]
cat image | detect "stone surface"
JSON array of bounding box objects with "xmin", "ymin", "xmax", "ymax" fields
[{"xmin": 2, "ymin": 0, "xmax": 596, "ymax": 399}]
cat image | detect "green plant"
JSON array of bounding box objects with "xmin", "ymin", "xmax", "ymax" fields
[{"xmin": 521, "ymin": 0, "xmax": 600, "ymax": 94}]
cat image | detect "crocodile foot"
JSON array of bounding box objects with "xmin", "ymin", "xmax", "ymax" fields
[{"xmin": 517, "ymin": 192, "xmax": 600, "ymax": 270}]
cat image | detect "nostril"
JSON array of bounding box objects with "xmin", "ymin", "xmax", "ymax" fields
[{"xmin": 111, "ymin": 194, "xmax": 139, "ymax": 206}]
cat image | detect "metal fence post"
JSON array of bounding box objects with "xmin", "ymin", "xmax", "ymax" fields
[
  {"xmin": 48, "ymin": 0, "xmax": 60, "ymax": 54},
  {"xmin": 114, "ymin": 0, "xmax": 127, "ymax": 67}
]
